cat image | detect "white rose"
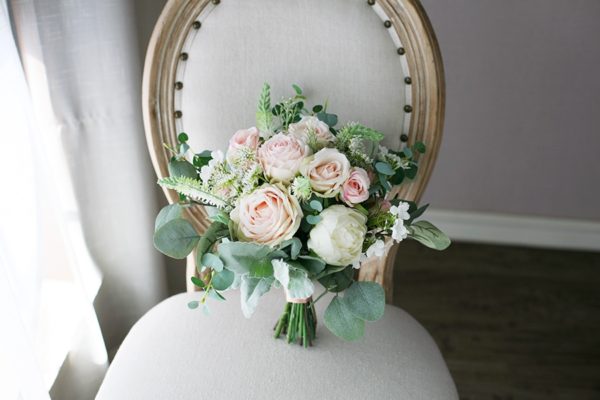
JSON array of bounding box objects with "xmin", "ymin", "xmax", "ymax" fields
[
  {"xmin": 258, "ymin": 133, "xmax": 310, "ymax": 184},
  {"xmin": 230, "ymin": 184, "xmax": 303, "ymax": 246},
  {"xmin": 301, "ymin": 148, "xmax": 351, "ymax": 198},
  {"xmin": 289, "ymin": 116, "xmax": 335, "ymax": 146},
  {"xmin": 307, "ymin": 205, "xmax": 367, "ymax": 266}
]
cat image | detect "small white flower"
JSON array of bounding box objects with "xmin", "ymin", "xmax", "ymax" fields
[
  {"xmin": 392, "ymin": 220, "xmax": 409, "ymax": 242},
  {"xmin": 352, "ymin": 253, "xmax": 368, "ymax": 270},
  {"xmin": 366, "ymin": 239, "xmax": 386, "ymax": 258},
  {"xmin": 390, "ymin": 201, "xmax": 410, "ymax": 221}
]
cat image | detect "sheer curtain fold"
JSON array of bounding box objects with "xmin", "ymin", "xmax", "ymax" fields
[{"xmin": 1, "ymin": 0, "xmax": 168, "ymax": 398}]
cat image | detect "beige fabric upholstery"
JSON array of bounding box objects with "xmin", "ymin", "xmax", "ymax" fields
[
  {"xmin": 97, "ymin": 290, "xmax": 458, "ymax": 399},
  {"xmin": 177, "ymin": 0, "xmax": 407, "ymax": 154}
]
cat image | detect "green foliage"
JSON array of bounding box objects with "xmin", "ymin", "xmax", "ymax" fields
[
  {"xmin": 168, "ymin": 159, "xmax": 197, "ymax": 179},
  {"xmin": 413, "ymin": 141, "xmax": 426, "ymax": 154},
  {"xmin": 178, "ymin": 132, "xmax": 189, "ymax": 143},
  {"xmin": 190, "ymin": 276, "xmax": 205, "ymax": 288},
  {"xmin": 279, "ymin": 238, "xmax": 302, "ymax": 260},
  {"xmin": 153, "ymin": 218, "xmax": 199, "ymax": 259},
  {"xmin": 201, "ymin": 253, "xmax": 224, "ymax": 272},
  {"xmin": 343, "ymin": 282, "xmax": 385, "ymax": 321},
  {"xmin": 273, "ymin": 260, "xmax": 314, "ymax": 300},
  {"xmin": 195, "ymin": 221, "xmax": 228, "ymax": 271},
  {"xmin": 309, "ymin": 199, "xmax": 323, "ymax": 212},
  {"xmin": 316, "ymin": 111, "xmax": 338, "ymax": 128},
  {"xmin": 158, "ymin": 176, "xmax": 227, "ymax": 208},
  {"xmin": 375, "ymin": 162, "xmax": 395, "ymax": 176},
  {"xmin": 338, "ymin": 123, "xmax": 385, "ymax": 142},
  {"xmin": 296, "ymin": 255, "xmax": 326, "ymax": 276},
  {"xmin": 408, "ymin": 220, "xmax": 451, "ymax": 250},
  {"xmin": 212, "ymin": 269, "xmax": 234, "ymax": 291},
  {"xmin": 217, "ymin": 242, "xmax": 285, "ymax": 277},
  {"xmin": 256, "ymin": 82, "xmax": 273, "ymax": 133},
  {"xmin": 324, "ymin": 296, "xmax": 365, "ymax": 341},
  {"xmin": 318, "ymin": 266, "xmax": 354, "ymax": 293},
  {"xmin": 187, "ymin": 300, "xmax": 200, "ymax": 309},
  {"xmin": 240, "ymin": 275, "xmax": 274, "ymax": 317},
  {"xmin": 306, "ymin": 215, "xmax": 322, "ymax": 225},
  {"xmin": 154, "ymin": 203, "xmax": 184, "ymax": 231},
  {"xmin": 193, "ymin": 150, "xmax": 212, "ymax": 168}
]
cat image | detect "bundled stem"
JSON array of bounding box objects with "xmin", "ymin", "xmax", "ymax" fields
[{"xmin": 274, "ymin": 299, "xmax": 317, "ymax": 348}]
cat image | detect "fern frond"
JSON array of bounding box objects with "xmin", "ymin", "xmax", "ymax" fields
[
  {"xmin": 256, "ymin": 82, "xmax": 273, "ymax": 133},
  {"xmin": 340, "ymin": 123, "xmax": 385, "ymax": 142},
  {"xmin": 158, "ymin": 176, "xmax": 228, "ymax": 209}
]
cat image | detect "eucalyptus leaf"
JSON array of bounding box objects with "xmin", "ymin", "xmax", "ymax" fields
[
  {"xmin": 201, "ymin": 253, "xmax": 224, "ymax": 272},
  {"xmin": 375, "ymin": 162, "xmax": 395, "ymax": 176},
  {"xmin": 168, "ymin": 159, "xmax": 197, "ymax": 179},
  {"xmin": 318, "ymin": 266, "xmax": 354, "ymax": 293},
  {"xmin": 309, "ymin": 200, "xmax": 323, "ymax": 212},
  {"xmin": 154, "ymin": 203, "xmax": 184, "ymax": 231},
  {"xmin": 187, "ymin": 301, "xmax": 199, "ymax": 309},
  {"xmin": 212, "ymin": 269, "xmax": 234, "ymax": 291},
  {"xmin": 413, "ymin": 141, "xmax": 426, "ymax": 154},
  {"xmin": 343, "ymin": 281, "xmax": 385, "ymax": 321},
  {"xmin": 190, "ymin": 276, "xmax": 205, "ymax": 288},
  {"xmin": 292, "ymin": 84, "xmax": 303, "ymax": 95},
  {"xmin": 218, "ymin": 242, "xmax": 283, "ymax": 277},
  {"xmin": 324, "ymin": 296, "xmax": 365, "ymax": 341},
  {"xmin": 306, "ymin": 215, "xmax": 322, "ymax": 225},
  {"xmin": 153, "ymin": 218, "xmax": 199, "ymax": 259},
  {"xmin": 297, "ymin": 255, "xmax": 326, "ymax": 276},
  {"xmin": 209, "ymin": 289, "xmax": 226, "ymax": 301},
  {"xmin": 409, "ymin": 220, "xmax": 451, "ymax": 250},
  {"xmin": 195, "ymin": 221, "xmax": 228, "ymax": 271}
]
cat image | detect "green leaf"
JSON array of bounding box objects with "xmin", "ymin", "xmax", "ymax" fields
[
  {"xmin": 343, "ymin": 281, "xmax": 385, "ymax": 321},
  {"xmin": 209, "ymin": 289, "xmax": 226, "ymax": 301},
  {"xmin": 409, "ymin": 220, "xmax": 451, "ymax": 250},
  {"xmin": 402, "ymin": 147, "xmax": 413, "ymax": 159},
  {"xmin": 209, "ymin": 211, "xmax": 230, "ymax": 225},
  {"xmin": 413, "ymin": 141, "xmax": 426, "ymax": 154},
  {"xmin": 153, "ymin": 218, "xmax": 199, "ymax": 259},
  {"xmin": 217, "ymin": 242, "xmax": 283, "ymax": 277},
  {"xmin": 154, "ymin": 203, "xmax": 184, "ymax": 231},
  {"xmin": 318, "ymin": 266, "xmax": 354, "ymax": 293},
  {"xmin": 168, "ymin": 160, "xmax": 197, "ymax": 179},
  {"xmin": 240, "ymin": 275, "xmax": 273, "ymax": 318},
  {"xmin": 407, "ymin": 203, "xmax": 429, "ymax": 224},
  {"xmin": 312, "ymin": 105, "xmax": 323, "ymax": 113},
  {"xmin": 193, "ymin": 150, "xmax": 212, "ymax": 168},
  {"xmin": 339, "ymin": 123, "xmax": 385, "ymax": 142},
  {"xmin": 292, "ymin": 84, "xmax": 303, "ymax": 95},
  {"xmin": 316, "ymin": 112, "xmax": 338, "ymax": 127},
  {"xmin": 324, "ymin": 296, "xmax": 365, "ymax": 341},
  {"xmin": 201, "ymin": 253, "xmax": 224, "ymax": 272},
  {"xmin": 256, "ymin": 82, "xmax": 273, "ymax": 132},
  {"xmin": 306, "ymin": 215, "xmax": 322, "ymax": 225},
  {"xmin": 297, "ymin": 255, "xmax": 326, "ymax": 276},
  {"xmin": 375, "ymin": 162, "xmax": 395, "ymax": 176},
  {"xmin": 279, "ymin": 237, "xmax": 302, "ymax": 260},
  {"xmin": 187, "ymin": 300, "xmax": 199, "ymax": 309},
  {"xmin": 158, "ymin": 176, "xmax": 228, "ymax": 208},
  {"xmin": 190, "ymin": 276, "xmax": 205, "ymax": 288},
  {"xmin": 195, "ymin": 221, "xmax": 228, "ymax": 271},
  {"xmin": 212, "ymin": 269, "xmax": 234, "ymax": 291},
  {"xmin": 309, "ymin": 200, "xmax": 323, "ymax": 212},
  {"xmin": 405, "ymin": 164, "xmax": 418, "ymax": 179},
  {"xmin": 389, "ymin": 167, "xmax": 405, "ymax": 185}
]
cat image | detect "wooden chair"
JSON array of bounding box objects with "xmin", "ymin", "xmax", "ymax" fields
[{"xmin": 97, "ymin": 1, "xmax": 456, "ymax": 398}]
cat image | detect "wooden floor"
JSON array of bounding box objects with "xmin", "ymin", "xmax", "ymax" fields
[{"xmin": 392, "ymin": 241, "xmax": 600, "ymax": 400}]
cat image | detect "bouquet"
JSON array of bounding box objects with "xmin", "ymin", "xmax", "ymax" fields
[{"xmin": 153, "ymin": 83, "xmax": 450, "ymax": 347}]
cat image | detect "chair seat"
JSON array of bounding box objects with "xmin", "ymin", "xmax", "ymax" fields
[{"xmin": 96, "ymin": 290, "xmax": 457, "ymax": 400}]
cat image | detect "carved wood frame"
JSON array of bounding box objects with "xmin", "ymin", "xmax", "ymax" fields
[{"xmin": 142, "ymin": 0, "xmax": 445, "ymax": 300}]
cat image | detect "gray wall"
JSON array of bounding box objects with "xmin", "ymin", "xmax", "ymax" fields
[{"xmin": 135, "ymin": 0, "xmax": 600, "ymax": 221}]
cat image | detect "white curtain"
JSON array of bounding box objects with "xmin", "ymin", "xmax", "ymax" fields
[{"xmin": 1, "ymin": 0, "xmax": 167, "ymax": 398}]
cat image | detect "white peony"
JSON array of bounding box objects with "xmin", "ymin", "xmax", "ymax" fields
[{"xmin": 307, "ymin": 205, "xmax": 367, "ymax": 266}]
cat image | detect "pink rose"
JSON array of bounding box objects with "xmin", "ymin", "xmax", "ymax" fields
[
  {"xmin": 230, "ymin": 185, "xmax": 303, "ymax": 246},
  {"xmin": 341, "ymin": 167, "xmax": 370, "ymax": 205},
  {"xmin": 227, "ymin": 127, "xmax": 260, "ymax": 162},
  {"xmin": 301, "ymin": 148, "xmax": 350, "ymax": 198},
  {"xmin": 288, "ymin": 116, "xmax": 335, "ymax": 147},
  {"xmin": 258, "ymin": 133, "xmax": 310, "ymax": 184}
]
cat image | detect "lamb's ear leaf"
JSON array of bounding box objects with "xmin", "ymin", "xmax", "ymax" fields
[
  {"xmin": 240, "ymin": 275, "xmax": 273, "ymax": 318},
  {"xmin": 153, "ymin": 218, "xmax": 199, "ymax": 259},
  {"xmin": 408, "ymin": 221, "xmax": 451, "ymax": 250},
  {"xmin": 343, "ymin": 281, "xmax": 385, "ymax": 321},
  {"xmin": 324, "ymin": 296, "xmax": 365, "ymax": 341},
  {"xmin": 212, "ymin": 269, "xmax": 235, "ymax": 291}
]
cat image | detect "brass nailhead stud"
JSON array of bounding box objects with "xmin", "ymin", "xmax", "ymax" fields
[
  {"xmin": 397, "ymin": 47, "xmax": 405, "ymax": 55},
  {"xmin": 404, "ymin": 77, "xmax": 412, "ymax": 85},
  {"xmin": 174, "ymin": 110, "xmax": 183, "ymax": 118},
  {"xmin": 384, "ymin": 20, "xmax": 392, "ymax": 28},
  {"xmin": 175, "ymin": 81, "xmax": 183, "ymax": 90},
  {"xmin": 404, "ymin": 105, "xmax": 413, "ymax": 113},
  {"xmin": 367, "ymin": 0, "xmax": 376, "ymax": 5},
  {"xmin": 192, "ymin": 21, "xmax": 201, "ymax": 30},
  {"xmin": 400, "ymin": 134, "xmax": 409, "ymax": 142},
  {"xmin": 180, "ymin": 52, "xmax": 188, "ymax": 61},
  {"xmin": 212, "ymin": 0, "xmax": 220, "ymax": 4}
]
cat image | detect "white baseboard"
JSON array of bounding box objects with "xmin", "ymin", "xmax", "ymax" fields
[{"xmin": 426, "ymin": 209, "xmax": 600, "ymax": 252}]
